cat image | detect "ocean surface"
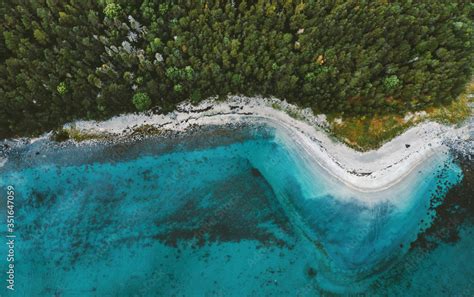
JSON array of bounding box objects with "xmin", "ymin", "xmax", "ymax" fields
[{"xmin": 0, "ymin": 124, "xmax": 472, "ymax": 297}]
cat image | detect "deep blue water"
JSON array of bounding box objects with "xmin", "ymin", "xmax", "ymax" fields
[{"xmin": 0, "ymin": 124, "xmax": 472, "ymax": 296}]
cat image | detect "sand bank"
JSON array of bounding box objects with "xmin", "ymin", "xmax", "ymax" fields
[{"xmin": 62, "ymin": 96, "xmax": 469, "ymax": 192}]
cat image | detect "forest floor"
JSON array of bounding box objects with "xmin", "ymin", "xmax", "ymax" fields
[{"xmin": 326, "ymin": 81, "xmax": 473, "ymax": 151}]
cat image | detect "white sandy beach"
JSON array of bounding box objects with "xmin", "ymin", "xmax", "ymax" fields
[{"xmin": 58, "ymin": 96, "xmax": 471, "ymax": 193}]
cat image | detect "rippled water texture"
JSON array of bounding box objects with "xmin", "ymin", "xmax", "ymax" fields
[{"xmin": 0, "ymin": 124, "xmax": 472, "ymax": 296}]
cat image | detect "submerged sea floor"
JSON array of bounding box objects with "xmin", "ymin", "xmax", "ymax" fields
[{"xmin": 0, "ymin": 124, "xmax": 472, "ymax": 296}]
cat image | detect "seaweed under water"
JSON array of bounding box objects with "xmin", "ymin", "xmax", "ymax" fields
[{"xmin": 0, "ymin": 124, "xmax": 471, "ymax": 296}]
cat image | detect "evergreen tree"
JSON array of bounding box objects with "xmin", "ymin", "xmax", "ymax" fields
[{"xmin": 0, "ymin": 0, "xmax": 472, "ymax": 138}]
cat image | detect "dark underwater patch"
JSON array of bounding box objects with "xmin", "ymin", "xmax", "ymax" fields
[
  {"xmin": 153, "ymin": 166, "xmax": 294, "ymax": 249},
  {"xmin": 411, "ymin": 156, "xmax": 474, "ymax": 251}
]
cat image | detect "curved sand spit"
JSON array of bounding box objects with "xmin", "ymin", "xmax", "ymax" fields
[{"xmin": 2, "ymin": 96, "xmax": 471, "ymax": 192}]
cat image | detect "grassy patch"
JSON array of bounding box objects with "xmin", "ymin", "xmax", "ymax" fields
[
  {"xmin": 286, "ymin": 109, "xmax": 305, "ymax": 121},
  {"xmin": 52, "ymin": 124, "xmax": 164, "ymax": 142},
  {"xmin": 131, "ymin": 124, "xmax": 163, "ymax": 135},
  {"xmin": 328, "ymin": 82, "xmax": 472, "ymax": 151},
  {"xmin": 425, "ymin": 82, "xmax": 472, "ymax": 124},
  {"xmin": 270, "ymin": 101, "xmax": 306, "ymax": 121},
  {"xmin": 328, "ymin": 114, "xmax": 413, "ymax": 151},
  {"xmin": 52, "ymin": 127, "xmax": 109, "ymax": 142},
  {"xmin": 271, "ymin": 102, "xmax": 282, "ymax": 110}
]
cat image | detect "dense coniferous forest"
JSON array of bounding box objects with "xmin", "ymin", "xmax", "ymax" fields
[{"xmin": 0, "ymin": 1, "xmax": 472, "ymax": 138}]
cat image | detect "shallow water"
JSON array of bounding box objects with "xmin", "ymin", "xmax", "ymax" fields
[{"xmin": 0, "ymin": 124, "xmax": 472, "ymax": 296}]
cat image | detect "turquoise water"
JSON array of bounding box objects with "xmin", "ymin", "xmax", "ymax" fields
[{"xmin": 0, "ymin": 124, "xmax": 472, "ymax": 296}]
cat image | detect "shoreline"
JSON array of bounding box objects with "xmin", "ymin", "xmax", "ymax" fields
[{"xmin": 2, "ymin": 96, "xmax": 471, "ymax": 192}]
